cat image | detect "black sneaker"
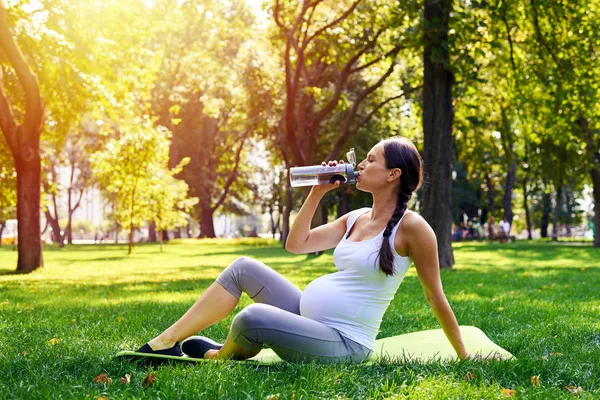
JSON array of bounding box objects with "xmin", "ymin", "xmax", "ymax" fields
[
  {"xmin": 181, "ymin": 336, "xmax": 223, "ymax": 358},
  {"xmin": 136, "ymin": 342, "xmax": 184, "ymax": 357}
]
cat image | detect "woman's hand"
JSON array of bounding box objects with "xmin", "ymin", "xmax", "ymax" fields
[{"xmin": 309, "ymin": 160, "xmax": 346, "ymax": 197}]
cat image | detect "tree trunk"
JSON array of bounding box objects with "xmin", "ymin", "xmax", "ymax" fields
[
  {"xmin": 159, "ymin": 229, "xmax": 163, "ymax": 252},
  {"xmin": 503, "ymin": 162, "xmax": 516, "ymax": 225},
  {"xmin": 281, "ymin": 175, "xmax": 293, "ymax": 246},
  {"xmin": 0, "ymin": 4, "xmax": 45, "ymax": 273},
  {"xmin": 523, "ymin": 176, "xmax": 532, "ymax": 240},
  {"xmin": 173, "ymin": 227, "xmax": 181, "ymax": 239},
  {"xmin": 161, "ymin": 230, "xmax": 169, "ymax": 242},
  {"xmin": 540, "ymin": 191, "xmax": 551, "ymax": 238},
  {"xmin": 421, "ymin": 0, "xmax": 455, "ymax": 268},
  {"xmin": 16, "ymin": 158, "xmax": 43, "ymax": 272},
  {"xmin": 114, "ymin": 221, "xmax": 119, "ymax": 244},
  {"xmin": 66, "ymin": 211, "xmax": 74, "ymax": 244},
  {"xmin": 591, "ymin": 167, "xmax": 600, "ymax": 247},
  {"xmin": 128, "ymin": 223, "xmax": 134, "ymax": 254},
  {"xmin": 44, "ymin": 210, "xmax": 62, "ymax": 245},
  {"xmin": 563, "ymin": 186, "xmax": 572, "ymax": 236},
  {"xmin": 485, "ymin": 175, "xmax": 495, "ymax": 219},
  {"xmin": 148, "ymin": 221, "xmax": 157, "ymax": 242},
  {"xmin": 199, "ymin": 206, "xmax": 216, "ymax": 238},
  {"xmin": 551, "ymin": 184, "xmax": 563, "ymax": 241},
  {"xmin": 336, "ymin": 187, "xmax": 350, "ymax": 218},
  {"xmin": 268, "ymin": 204, "xmax": 280, "ymax": 239},
  {"xmin": 0, "ymin": 222, "xmax": 4, "ymax": 247}
]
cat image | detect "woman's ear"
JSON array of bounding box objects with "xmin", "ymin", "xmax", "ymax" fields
[{"xmin": 388, "ymin": 168, "xmax": 402, "ymax": 182}]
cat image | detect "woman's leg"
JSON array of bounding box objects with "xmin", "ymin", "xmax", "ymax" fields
[
  {"xmin": 148, "ymin": 282, "xmax": 238, "ymax": 350},
  {"xmin": 148, "ymin": 256, "xmax": 301, "ymax": 351},
  {"xmin": 205, "ymin": 303, "xmax": 371, "ymax": 363}
]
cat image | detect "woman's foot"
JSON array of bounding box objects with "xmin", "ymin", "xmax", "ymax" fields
[
  {"xmin": 147, "ymin": 337, "xmax": 177, "ymax": 351},
  {"xmin": 136, "ymin": 341, "xmax": 184, "ymax": 357},
  {"xmin": 203, "ymin": 349, "xmax": 220, "ymax": 359},
  {"xmin": 181, "ymin": 336, "xmax": 223, "ymax": 358}
]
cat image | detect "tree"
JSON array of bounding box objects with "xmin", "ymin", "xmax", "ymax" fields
[
  {"xmin": 0, "ymin": 1, "xmax": 44, "ymax": 272},
  {"xmin": 91, "ymin": 118, "xmax": 196, "ymax": 254},
  {"xmin": 421, "ymin": 0, "xmax": 455, "ymax": 268},
  {"xmin": 270, "ymin": 0, "xmax": 421, "ymax": 241},
  {"xmin": 149, "ymin": 0, "xmax": 265, "ymax": 238}
]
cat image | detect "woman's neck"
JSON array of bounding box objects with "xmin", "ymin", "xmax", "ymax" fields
[{"xmin": 370, "ymin": 189, "xmax": 399, "ymax": 222}]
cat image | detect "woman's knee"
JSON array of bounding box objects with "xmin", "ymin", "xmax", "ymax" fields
[
  {"xmin": 230, "ymin": 304, "xmax": 276, "ymax": 349},
  {"xmin": 231, "ymin": 304, "xmax": 267, "ymax": 335}
]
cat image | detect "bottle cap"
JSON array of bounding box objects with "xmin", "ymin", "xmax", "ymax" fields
[{"xmin": 346, "ymin": 148, "xmax": 356, "ymax": 167}]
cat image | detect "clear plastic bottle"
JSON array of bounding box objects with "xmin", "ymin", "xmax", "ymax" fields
[{"xmin": 289, "ymin": 148, "xmax": 359, "ymax": 188}]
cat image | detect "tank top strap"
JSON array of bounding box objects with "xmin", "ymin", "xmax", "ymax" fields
[
  {"xmin": 345, "ymin": 207, "xmax": 371, "ymax": 233},
  {"xmin": 389, "ymin": 209, "xmax": 410, "ymax": 239}
]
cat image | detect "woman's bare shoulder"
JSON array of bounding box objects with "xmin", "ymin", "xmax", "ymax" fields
[{"xmin": 399, "ymin": 211, "xmax": 434, "ymax": 236}]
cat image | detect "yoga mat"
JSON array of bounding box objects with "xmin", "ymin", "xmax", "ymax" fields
[{"xmin": 115, "ymin": 326, "xmax": 514, "ymax": 365}]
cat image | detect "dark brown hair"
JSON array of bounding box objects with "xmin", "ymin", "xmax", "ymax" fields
[{"xmin": 378, "ymin": 137, "xmax": 423, "ymax": 275}]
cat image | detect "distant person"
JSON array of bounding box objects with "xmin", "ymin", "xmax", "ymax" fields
[
  {"xmin": 474, "ymin": 219, "xmax": 484, "ymax": 240},
  {"xmin": 498, "ymin": 218, "xmax": 510, "ymax": 243},
  {"xmin": 487, "ymin": 216, "xmax": 496, "ymax": 240},
  {"xmin": 467, "ymin": 220, "xmax": 477, "ymax": 239},
  {"xmin": 134, "ymin": 136, "xmax": 469, "ymax": 362},
  {"xmin": 452, "ymin": 223, "xmax": 462, "ymax": 242}
]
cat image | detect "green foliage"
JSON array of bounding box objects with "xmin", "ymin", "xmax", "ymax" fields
[{"xmin": 90, "ymin": 118, "xmax": 197, "ymax": 250}]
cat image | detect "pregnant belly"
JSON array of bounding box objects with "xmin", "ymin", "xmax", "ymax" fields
[{"xmin": 299, "ymin": 274, "xmax": 359, "ymax": 323}]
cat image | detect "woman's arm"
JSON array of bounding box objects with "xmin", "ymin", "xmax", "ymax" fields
[
  {"xmin": 400, "ymin": 214, "xmax": 468, "ymax": 359},
  {"xmin": 285, "ymin": 181, "xmax": 349, "ymax": 254}
]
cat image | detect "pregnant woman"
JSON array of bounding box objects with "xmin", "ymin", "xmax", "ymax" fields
[{"xmin": 136, "ymin": 136, "xmax": 469, "ymax": 362}]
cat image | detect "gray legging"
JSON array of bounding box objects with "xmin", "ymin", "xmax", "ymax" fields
[{"xmin": 215, "ymin": 256, "xmax": 371, "ymax": 363}]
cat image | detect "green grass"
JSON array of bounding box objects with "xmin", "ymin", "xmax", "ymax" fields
[{"xmin": 0, "ymin": 240, "xmax": 599, "ymax": 399}]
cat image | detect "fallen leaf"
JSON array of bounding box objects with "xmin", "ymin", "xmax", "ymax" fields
[
  {"xmin": 93, "ymin": 373, "xmax": 108, "ymax": 384},
  {"xmin": 497, "ymin": 307, "xmax": 504, "ymax": 311},
  {"xmin": 566, "ymin": 385, "xmax": 584, "ymax": 395},
  {"xmin": 71, "ymin": 319, "xmax": 76, "ymax": 326},
  {"xmin": 463, "ymin": 373, "xmax": 476, "ymax": 380},
  {"xmin": 477, "ymin": 283, "xmax": 483, "ymax": 287},
  {"xmin": 116, "ymin": 317, "xmax": 125, "ymax": 323},
  {"xmin": 530, "ymin": 375, "xmax": 540, "ymax": 387},
  {"xmin": 265, "ymin": 395, "xmax": 280, "ymax": 400},
  {"xmin": 142, "ymin": 374, "xmax": 156, "ymax": 388},
  {"xmin": 48, "ymin": 338, "xmax": 61, "ymax": 346},
  {"xmin": 550, "ymin": 352, "xmax": 563, "ymax": 357},
  {"xmin": 291, "ymin": 393, "xmax": 295, "ymax": 400},
  {"xmin": 21, "ymin": 351, "xmax": 28, "ymax": 357},
  {"xmin": 581, "ymin": 267, "xmax": 586, "ymax": 271},
  {"xmin": 120, "ymin": 374, "xmax": 131, "ymax": 385},
  {"xmin": 98, "ymin": 397, "xmax": 109, "ymax": 400},
  {"xmin": 500, "ymin": 388, "xmax": 515, "ymax": 396}
]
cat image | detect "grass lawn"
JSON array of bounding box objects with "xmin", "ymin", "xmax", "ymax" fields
[{"xmin": 0, "ymin": 240, "xmax": 599, "ymax": 399}]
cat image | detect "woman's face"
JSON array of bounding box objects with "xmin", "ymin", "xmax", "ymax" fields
[{"xmin": 355, "ymin": 142, "xmax": 400, "ymax": 193}]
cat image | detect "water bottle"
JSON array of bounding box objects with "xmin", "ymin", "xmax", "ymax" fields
[{"xmin": 289, "ymin": 148, "xmax": 359, "ymax": 188}]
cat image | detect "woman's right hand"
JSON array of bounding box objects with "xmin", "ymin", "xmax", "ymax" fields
[{"xmin": 309, "ymin": 160, "xmax": 345, "ymax": 197}]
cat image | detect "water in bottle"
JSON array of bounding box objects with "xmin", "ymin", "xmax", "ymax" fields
[{"xmin": 289, "ymin": 148, "xmax": 359, "ymax": 188}]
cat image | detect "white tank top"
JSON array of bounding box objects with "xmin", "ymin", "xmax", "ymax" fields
[{"xmin": 299, "ymin": 207, "xmax": 412, "ymax": 350}]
